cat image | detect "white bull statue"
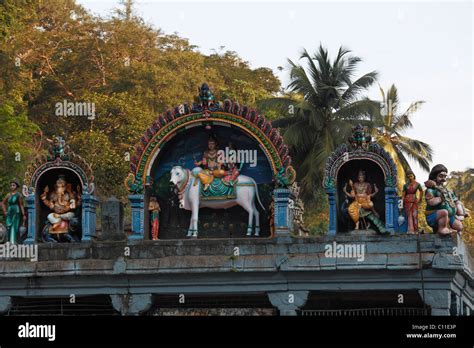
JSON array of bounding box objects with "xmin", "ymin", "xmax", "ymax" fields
[{"xmin": 169, "ymin": 166, "xmax": 265, "ymax": 238}]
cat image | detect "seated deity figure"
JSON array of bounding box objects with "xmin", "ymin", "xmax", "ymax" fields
[
  {"xmin": 40, "ymin": 175, "xmax": 81, "ymax": 242},
  {"xmin": 343, "ymin": 169, "xmax": 387, "ymax": 233},
  {"xmin": 424, "ymin": 164, "xmax": 468, "ymax": 235},
  {"xmin": 194, "ymin": 135, "xmax": 226, "ymax": 191}
]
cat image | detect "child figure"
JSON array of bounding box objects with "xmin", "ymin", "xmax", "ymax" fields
[{"xmin": 149, "ymin": 197, "xmax": 161, "ymax": 240}]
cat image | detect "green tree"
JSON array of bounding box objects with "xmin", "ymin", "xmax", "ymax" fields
[
  {"xmin": 0, "ymin": 0, "xmax": 282, "ymax": 201},
  {"xmin": 0, "ymin": 102, "xmax": 40, "ymax": 201},
  {"xmin": 370, "ymin": 84, "xmax": 433, "ymax": 193},
  {"xmin": 262, "ymin": 45, "xmax": 378, "ymax": 198}
]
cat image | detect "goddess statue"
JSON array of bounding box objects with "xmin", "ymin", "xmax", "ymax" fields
[
  {"xmin": 2, "ymin": 179, "xmax": 26, "ymax": 244},
  {"xmin": 402, "ymin": 172, "xmax": 423, "ymax": 233}
]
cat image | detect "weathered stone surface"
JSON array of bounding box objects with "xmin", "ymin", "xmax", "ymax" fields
[
  {"xmin": 100, "ymin": 197, "xmax": 125, "ymax": 241},
  {"xmin": 110, "ymin": 293, "xmax": 153, "ymax": 315},
  {"xmin": 0, "ymin": 296, "xmax": 11, "ymax": 314},
  {"xmin": 0, "ymin": 233, "xmax": 472, "ymax": 318},
  {"xmin": 267, "ymin": 291, "xmax": 309, "ymax": 316}
]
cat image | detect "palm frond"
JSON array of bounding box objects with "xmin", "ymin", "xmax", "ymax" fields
[
  {"xmin": 391, "ymin": 114, "xmax": 413, "ymax": 133},
  {"xmin": 401, "ymin": 101, "xmax": 425, "ymax": 118},
  {"xmin": 333, "ymin": 98, "xmax": 379, "ymax": 121},
  {"xmin": 396, "ymin": 139, "xmax": 432, "ymax": 172},
  {"xmin": 287, "ymin": 59, "xmax": 318, "ymax": 101},
  {"xmin": 341, "ymin": 71, "xmax": 378, "ymax": 103}
]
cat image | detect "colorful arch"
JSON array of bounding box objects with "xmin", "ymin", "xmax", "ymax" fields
[{"xmin": 126, "ymin": 98, "xmax": 296, "ymax": 194}]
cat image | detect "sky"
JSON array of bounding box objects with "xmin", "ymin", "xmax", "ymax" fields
[{"xmin": 77, "ymin": 0, "xmax": 473, "ymax": 180}]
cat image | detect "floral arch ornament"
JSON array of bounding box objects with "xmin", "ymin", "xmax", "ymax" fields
[
  {"xmin": 322, "ymin": 124, "xmax": 400, "ymax": 235},
  {"xmin": 22, "ymin": 136, "xmax": 98, "ymax": 243},
  {"xmin": 125, "ymin": 83, "xmax": 297, "ymax": 239}
]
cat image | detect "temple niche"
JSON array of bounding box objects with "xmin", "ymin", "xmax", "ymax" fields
[
  {"xmin": 125, "ymin": 83, "xmax": 297, "ymax": 240},
  {"xmin": 22, "ymin": 136, "xmax": 98, "ymax": 243},
  {"xmin": 323, "ymin": 125, "xmax": 400, "ymax": 235}
]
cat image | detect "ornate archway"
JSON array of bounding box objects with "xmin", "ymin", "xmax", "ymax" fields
[
  {"xmin": 22, "ymin": 137, "xmax": 98, "ymax": 243},
  {"xmin": 125, "ymin": 84, "xmax": 297, "ymax": 239},
  {"xmin": 322, "ymin": 125, "xmax": 399, "ymax": 235}
]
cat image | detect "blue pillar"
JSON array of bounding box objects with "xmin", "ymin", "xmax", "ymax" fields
[
  {"xmin": 129, "ymin": 194, "xmax": 145, "ymax": 240},
  {"xmin": 81, "ymin": 194, "xmax": 99, "ymax": 241},
  {"xmin": 326, "ymin": 188, "xmax": 337, "ymax": 235},
  {"xmin": 25, "ymin": 195, "xmax": 36, "ymax": 244},
  {"xmin": 394, "ymin": 196, "xmax": 405, "ymax": 233},
  {"xmin": 273, "ymin": 189, "xmax": 291, "ymax": 236},
  {"xmin": 384, "ymin": 187, "xmax": 396, "ymax": 232}
]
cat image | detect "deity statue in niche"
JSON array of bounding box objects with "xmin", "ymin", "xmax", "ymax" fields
[
  {"xmin": 402, "ymin": 171, "xmax": 423, "ymax": 233},
  {"xmin": 2, "ymin": 179, "xmax": 26, "ymax": 244},
  {"xmin": 424, "ymin": 164, "xmax": 468, "ymax": 235},
  {"xmin": 193, "ymin": 134, "xmax": 226, "ymax": 191},
  {"xmin": 149, "ymin": 197, "xmax": 161, "ymax": 240},
  {"xmin": 40, "ymin": 174, "xmax": 81, "ymax": 242},
  {"xmin": 343, "ymin": 169, "xmax": 388, "ymax": 234}
]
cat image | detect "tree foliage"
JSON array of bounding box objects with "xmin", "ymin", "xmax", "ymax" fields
[
  {"xmin": 0, "ymin": 0, "xmax": 281, "ymax": 200},
  {"xmin": 262, "ymin": 45, "xmax": 378, "ymax": 199}
]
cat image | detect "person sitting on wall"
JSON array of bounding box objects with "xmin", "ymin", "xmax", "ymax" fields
[
  {"xmin": 194, "ymin": 134, "xmax": 225, "ymax": 191},
  {"xmin": 424, "ymin": 164, "xmax": 468, "ymax": 235}
]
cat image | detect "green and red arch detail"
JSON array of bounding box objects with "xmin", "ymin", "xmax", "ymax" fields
[{"xmin": 125, "ymin": 100, "xmax": 296, "ymax": 194}]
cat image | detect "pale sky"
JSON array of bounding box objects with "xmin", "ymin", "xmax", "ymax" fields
[{"xmin": 77, "ymin": 0, "xmax": 473, "ymax": 180}]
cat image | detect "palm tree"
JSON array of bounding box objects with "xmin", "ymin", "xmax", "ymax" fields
[
  {"xmin": 260, "ymin": 45, "xmax": 378, "ymax": 198},
  {"xmin": 370, "ymin": 84, "xmax": 433, "ymax": 193}
]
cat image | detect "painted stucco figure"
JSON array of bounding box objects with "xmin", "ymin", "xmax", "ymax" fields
[
  {"xmin": 149, "ymin": 197, "xmax": 161, "ymax": 240},
  {"xmin": 170, "ymin": 166, "xmax": 264, "ymax": 238},
  {"xmin": 424, "ymin": 164, "xmax": 468, "ymax": 235},
  {"xmin": 2, "ymin": 180, "xmax": 25, "ymax": 244},
  {"xmin": 402, "ymin": 172, "xmax": 423, "ymax": 233},
  {"xmin": 194, "ymin": 135, "xmax": 226, "ymax": 191},
  {"xmin": 343, "ymin": 170, "xmax": 388, "ymax": 234},
  {"xmin": 40, "ymin": 175, "xmax": 81, "ymax": 242}
]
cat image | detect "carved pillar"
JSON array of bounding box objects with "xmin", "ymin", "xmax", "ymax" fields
[
  {"xmin": 419, "ymin": 289, "xmax": 452, "ymax": 316},
  {"xmin": 274, "ymin": 189, "xmax": 291, "ymax": 236},
  {"xmin": 129, "ymin": 194, "xmax": 144, "ymax": 240},
  {"xmin": 81, "ymin": 193, "xmax": 99, "ymax": 241},
  {"xmin": 326, "ymin": 188, "xmax": 337, "ymax": 235},
  {"xmin": 384, "ymin": 187, "xmax": 396, "ymax": 232},
  {"xmin": 110, "ymin": 294, "xmax": 153, "ymax": 315},
  {"xmin": 268, "ymin": 291, "xmax": 309, "ymax": 316},
  {"xmin": 25, "ymin": 195, "xmax": 36, "ymax": 244}
]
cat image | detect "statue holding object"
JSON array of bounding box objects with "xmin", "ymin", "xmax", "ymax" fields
[
  {"xmin": 40, "ymin": 174, "xmax": 81, "ymax": 242},
  {"xmin": 424, "ymin": 164, "xmax": 468, "ymax": 235},
  {"xmin": 193, "ymin": 134, "xmax": 226, "ymax": 191},
  {"xmin": 343, "ymin": 170, "xmax": 388, "ymax": 234}
]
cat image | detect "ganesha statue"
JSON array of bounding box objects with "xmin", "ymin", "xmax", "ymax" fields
[{"xmin": 40, "ymin": 174, "xmax": 81, "ymax": 242}]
